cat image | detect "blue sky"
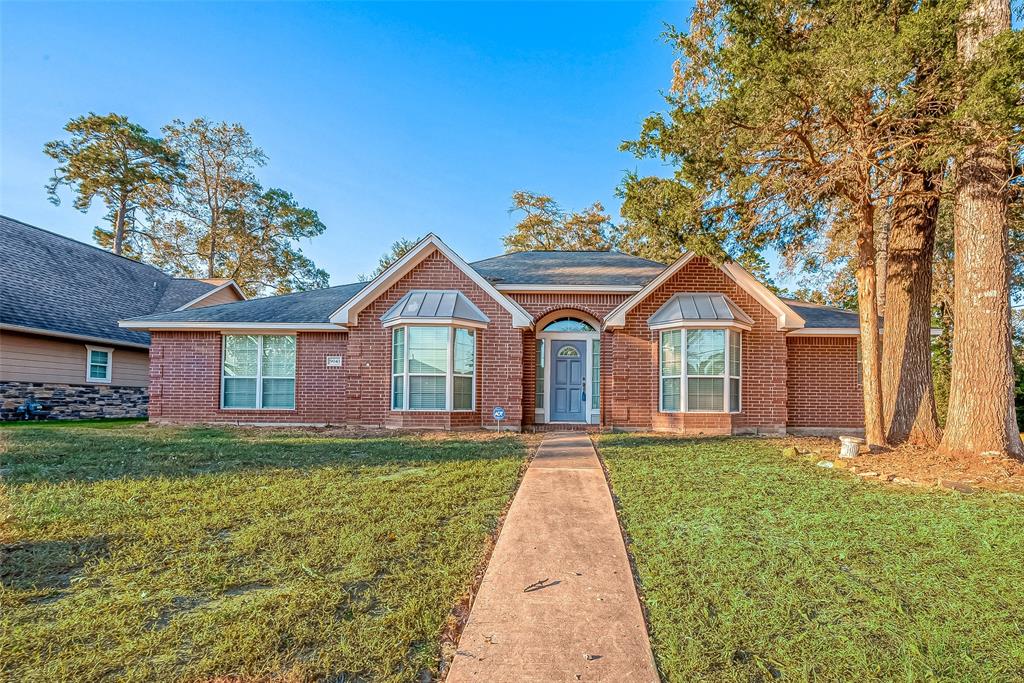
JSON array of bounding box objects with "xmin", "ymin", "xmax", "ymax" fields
[{"xmin": 2, "ymin": 1, "xmax": 695, "ymax": 285}]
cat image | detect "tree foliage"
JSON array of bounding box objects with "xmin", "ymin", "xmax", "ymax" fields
[
  {"xmin": 44, "ymin": 113, "xmax": 178, "ymax": 256},
  {"xmin": 502, "ymin": 191, "xmax": 619, "ymax": 252},
  {"xmin": 147, "ymin": 118, "xmax": 327, "ymax": 295},
  {"xmin": 360, "ymin": 236, "xmax": 423, "ymax": 281}
]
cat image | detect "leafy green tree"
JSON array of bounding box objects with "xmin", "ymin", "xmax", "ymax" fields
[
  {"xmin": 150, "ymin": 119, "xmax": 327, "ymax": 295},
  {"xmin": 621, "ymin": 0, "xmax": 965, "ymax": 447},
  {"xmin": 360, "ymin": 236, "xmax": 423, "ymax": 282},
  {"xmin": 44, "ymin": 113, "xmax": 178, "ymax": 255},
  {"xmin": 502, "ymin": 191, "xmax": 619, "ymax": 252}
]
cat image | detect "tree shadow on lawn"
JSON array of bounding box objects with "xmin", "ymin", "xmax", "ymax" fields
[
  {"xmin": 1, "ymin": 426, "xmax": 526, "ymax": 485},
  {"xmin": 0, "ymin": 536, "xmax": 109, "ymax": 592}
]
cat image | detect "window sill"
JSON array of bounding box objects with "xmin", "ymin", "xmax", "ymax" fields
[
  {"xmin": 390, "ymin": 409, "xmax": 477, "ymax": 413},
  {"xmin": 219, "ymin": 407, "xmax": 297, "ymax": 412},
  {"xmin": 659, "ymin": 410, "xmax": 742, "ymax": 415},
  {"xmin": 86, "ymin": 378, "xmax": 112, "ymax": 385}
]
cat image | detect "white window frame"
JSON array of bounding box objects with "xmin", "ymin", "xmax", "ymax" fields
[
  {"xmin": 659, "ymin": 328, "xmax": 742, "ymax": 414},
  {"xmin": 391, "ymin": 325, "xmax": 476, "ymax": 412},
  {"xmin": 220, "ymin": 334, "xmax": 296, "ymax": 411},
  {"xmin": 85, "ymin": 345, "xmax": 113, "ymax": 384}
]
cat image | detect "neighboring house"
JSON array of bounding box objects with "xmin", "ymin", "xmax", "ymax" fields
[
  {"xmin": 121, "ymin": 234, "xmax": 865, "ymax": 435},
  {"xmin": 0, "ymin": 216, "xmax": 244, "ymax": 419}
]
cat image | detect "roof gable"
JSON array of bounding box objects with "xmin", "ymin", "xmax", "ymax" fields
[
  {"xmin": 330, "ymin": 234, "xmax": 532, "ymax": 328},
  {"xmin": 603, "ymin": 252, "xmax": 806, "ymax": 331}
]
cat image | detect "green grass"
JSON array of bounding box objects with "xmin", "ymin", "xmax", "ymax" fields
[
  {"xmin": 599, "ymin": 434, "xmax": 1024, "ymax": 683},
  {"xmin": 0, "ymin": 424, "xmax": 528, "ymax": 682}
]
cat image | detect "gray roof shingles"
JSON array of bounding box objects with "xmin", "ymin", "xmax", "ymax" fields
[
  {"xmin": 111, "ymin": 246, "xmax": 860, "ymax": 331},
  {"xmin": 126, "ymin": 282, "xmax": 369, "ymax": 324},
  {"xmin": 470, "ymin": 250, "xmax": 667, "ymax": 286},
  {"xmin": 0, "ymin": 215, "xmax": 218, "ymax": 346},
  {"xmin": 783, "ymin": 299, "xmax": 861, "ymax": 329}
]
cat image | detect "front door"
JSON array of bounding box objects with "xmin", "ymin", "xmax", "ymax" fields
[{"xmin": 550, "ymin": 340, "xmax": 586, "ymax": 422}]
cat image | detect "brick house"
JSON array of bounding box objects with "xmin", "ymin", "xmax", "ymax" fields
[{"xmin": 121, "ymin": 234, "xmax": 865, "ymax": 434}]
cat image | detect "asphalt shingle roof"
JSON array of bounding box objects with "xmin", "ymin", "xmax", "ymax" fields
[
  {"xmin": 126, "ymin": 282, "xmax": 369, "ymax": 324},
  {"xmin": 0, "ymin": 216, "xmax": 219, "ymax": 346},
  {"xmin": 783, "ymin": 299, "xmax": 861, "ymax": 328},
  {"xmin": 470, "ymin": 250, "xmax": 668, "ymax": 286},
  {"xmin": 111, "ymin": 245, "xmax": 860, "ymax": 331}
]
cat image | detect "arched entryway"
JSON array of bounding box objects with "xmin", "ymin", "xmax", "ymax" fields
[{"xmin": 533, "ymin": 311, "xmax": 601, "ymax": 425}]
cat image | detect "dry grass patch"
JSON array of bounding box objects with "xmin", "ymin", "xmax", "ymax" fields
[{"xmin": 0, "ymin": 423, "xmax": 529, "ymax": 682}]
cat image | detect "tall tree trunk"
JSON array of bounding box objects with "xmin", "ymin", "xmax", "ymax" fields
[
  {"xmin": 882, "ymin": 168, "xmax": 942, "ymax": 446},
  {"xmin": 856, "ymin": 201, "xmax": 887, "ymax": 448},
  {"xmin": 207, "ymin": 217, "xmax": 217, "ymax": 279},
  {"xmin": 940, "ymin": 0, "xmax": 1023, "ymax": 457},
  {"xmin": 113, "ymin": 194, "xmax": 128, "ymax": 255}
]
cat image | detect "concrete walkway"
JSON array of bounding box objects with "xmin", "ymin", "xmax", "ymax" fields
[{"xmin": 446, "ymin": 432, "xmax": 659, "ymax": 683}]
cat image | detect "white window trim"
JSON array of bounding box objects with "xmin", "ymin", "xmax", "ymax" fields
[
  {"xmin": 659, "ymin": 329, "xmax": 742, "ymax": 414},
  {"xmin": 85, "ymin": 345, "xmax": 113, "ymax": 384},
  {"xmin": 220, "ymin": 334, "xmax": 296, "ymax": 411},
  {"xmin": 535, "ymin": 329, "xmax": 601, "ymax": 425},
  {"xmin": 391, "ymin": 325, "xmax": 476, "ymax": 412}
]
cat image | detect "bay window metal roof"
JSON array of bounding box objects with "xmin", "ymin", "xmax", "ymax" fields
[
  {"xmin": 648, "ymin": 293, "xmax": 754, "ymax": 328},
  {"xmin": 381, "ymin": 290, "xmax": 490, "ymax": 326}
]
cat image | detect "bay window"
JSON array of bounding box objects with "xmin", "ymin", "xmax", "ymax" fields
[
  {"xmin": 391, "ymin": 326, "xmax": 476, "ymax": 411},
  {"xmin": 222, "ymin": 335, "xmax": 296, "ymax": 409},
  {"xmin": 660, "ymin": 328, "xmax": 741, "ymax": 413}
]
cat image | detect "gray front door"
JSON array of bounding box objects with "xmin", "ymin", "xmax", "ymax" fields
[{"xmin": 550, "ymin": 340, "xmax": 586, "ymax": 422}]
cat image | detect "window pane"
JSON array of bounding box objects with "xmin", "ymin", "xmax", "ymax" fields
[
  {"xmin": 90, "ymin": 350, "xmax": 108, "ymax": 365},
  {"xmin": 542, "ymin": 317, "xmax": 594, "ymax": 332},
  {"xmin": 223, "ymin": 377, "xmax": 258, "ymax": 408},
  {"xmin": 224, "ymin": 335, "xmax": 259, "ymax": 377},
  {"xmin": 592, "ymin": 340, "xmax": 600, "ymax": 410},
  {"xmin": 392, "ymin": 374, "xmax": 404, "ymax": 410},
  {"xmin": 454, "ymin": 328, "xmax": 475, "ymax": 375},
  {"xmin": 262, "ymin": 336, "xmax": 296, "ymax": 377},
  {"xmin": 661, "ymin": 330, "xmax": 682, "ymax": 376},
  {"xmin": 408, "ymin": 327, "xmax": 448, "ymax": 374},
  {"xmin": 730, "ymin": 377, "xmax": 741, "ymax": 412},
  {"xmin": 535, "ymin": 340, "xmax": 545, "ymax": 410},
  {"xmin": 262, "ymin": 378, "xmax": 295, "ymax": 409},
  {"xmin": 661, "ymin": 377, "xmax": 681, "ymax": 411},
  {"xmin": 392, "ymin": 327, "xmax": 405, "ymax": 374},
  {"xmin": 687, "ymin": 330, "xmax": 725, "ymax": 375},
  {"xmin": 410, "ymin": 375, "xmax": 446, "ymax": 410},
  {"xmin": 453, "ymin": 375, "xmax": 473, "ymax": 410},
  {"xmin": 729, "ymin": 331, "xmax": 741, "ymax": 377},
  {"xmin": 688, "ymin": 377, "xmax": 724, "ymax": 411}
]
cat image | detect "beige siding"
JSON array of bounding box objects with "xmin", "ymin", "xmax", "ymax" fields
[
  {"xmin": 0, "ymin": 331, "xmax": 149, "ymax": 387},
  {"xmin": 187, "ymin": 285, "xmax": 243, "ymax": 309}
]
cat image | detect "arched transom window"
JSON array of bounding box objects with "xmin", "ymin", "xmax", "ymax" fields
[{"xmin": 542, "ymin": 317, "xmax": 595, "ymax": 332}]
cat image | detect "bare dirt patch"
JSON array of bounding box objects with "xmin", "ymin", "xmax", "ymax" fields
[{"xmin": 784, "ymin": 436, "xmax": 1024, "ymax": 493}]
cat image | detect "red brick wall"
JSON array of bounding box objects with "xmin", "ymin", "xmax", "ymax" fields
[
  {"xmin": 148, "ymin": 331, "xmax": 347, "ymax": 424},
  {"xmin": 786, "ymin": 336, "xmax": 864, "ymax": 428},
  {"xmin": 147, "ymin": 251, "xmax": 862, "ymax": 433},
  {"xmin": 346, "ymin": 249, "xmax": 524, "ymax": 430},
  {"xmin": 607, "ymin": 256, "xmax": 789, "ymax": 433},
  {"xmin": 149, "ymin": 249, "xmax": 523, "ymax": 428},
  {"xmin": 508, "ymin": 292, "xmax": 628, "ymax": 426}
]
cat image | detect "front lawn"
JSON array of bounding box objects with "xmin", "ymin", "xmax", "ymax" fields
[
  {"xmin": 0, "ymin": 424, "xmax": 528, "ymax": 682},
  {"xmin": 599, "ymin": 434, "xmax": 1024, "ymax": 682}
]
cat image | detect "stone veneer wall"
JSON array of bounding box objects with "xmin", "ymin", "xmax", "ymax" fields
[{"xmin": 0, "ymin": 381, "xmax": 148, "ymax": 420}]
